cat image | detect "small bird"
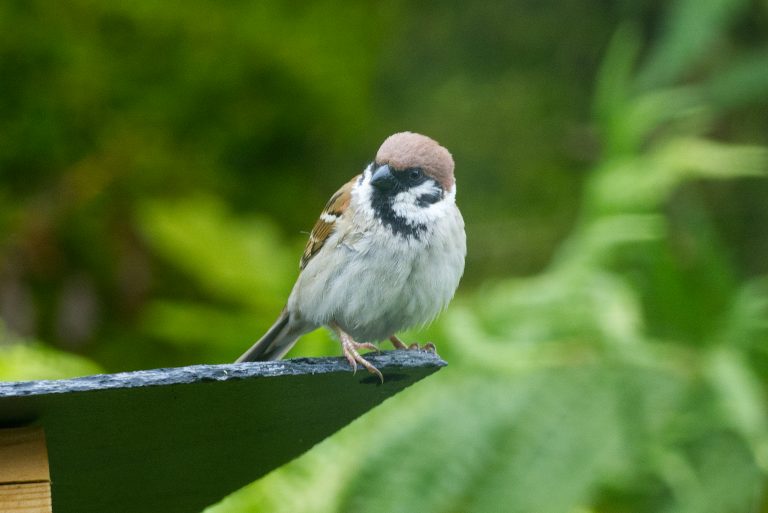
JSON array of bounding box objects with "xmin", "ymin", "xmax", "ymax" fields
[{"xmin": 236, "ymin": 132, "xmax": 466, "ymax": 381}]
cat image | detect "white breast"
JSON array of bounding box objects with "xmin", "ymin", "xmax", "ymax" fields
[{"xmin": 288, "ymin": 183, "xmax": 466, "ymax": 343}]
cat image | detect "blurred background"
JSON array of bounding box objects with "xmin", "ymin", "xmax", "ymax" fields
[{"xmin": 2, "ymin": 0, "xmax": 768, "ymax": 511}]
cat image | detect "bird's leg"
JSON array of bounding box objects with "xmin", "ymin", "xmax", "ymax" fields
[
  {"xmin": 333, "ymin": 324, "xmax": 383, "ymax": 383},
  {"xmin": 389, "ymin": 335, "xmax": 408, "ymax": 349},
  {"xmin": 389, "ymin": 335, "xmax": 437, "ymax": 354}
]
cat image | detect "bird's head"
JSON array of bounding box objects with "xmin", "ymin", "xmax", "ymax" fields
[{"xmin": 357, "ymin": 132, "xmax": 456, "ymax": 238}]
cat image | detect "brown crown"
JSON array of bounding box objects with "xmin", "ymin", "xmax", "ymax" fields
[{"xmin": 375, "ymin": 132, "xmax": 455, "ymax": 189}]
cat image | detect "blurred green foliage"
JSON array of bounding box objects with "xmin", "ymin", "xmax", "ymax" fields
[
  {"xmin": 2, "ymin": 0, "xmax": 768, "ymax": 512},
  {"xmin": 0, "ymin": 323, "xmax": 102, "ymax": 380}
]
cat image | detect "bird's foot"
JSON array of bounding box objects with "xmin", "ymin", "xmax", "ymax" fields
[
  {"xmin": 337, "ymin": 330, "xmax": 383, "ymax": 382},
  {"xmin": 342, "ymin": 340, "xmax": 383, "ymax": 382},
  {"xmin": 389, "ymin": 336, "xmax": 438, "ymax": 354}
]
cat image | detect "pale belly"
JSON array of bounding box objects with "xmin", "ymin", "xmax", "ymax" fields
[{"xmin": 288, "ymin": 214, "xmax": 466, "ymax": 342}]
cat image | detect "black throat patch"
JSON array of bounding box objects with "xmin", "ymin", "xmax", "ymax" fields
[{"xmin": 370, "ymin": 191, "xmax": 429, "ymax": 239}]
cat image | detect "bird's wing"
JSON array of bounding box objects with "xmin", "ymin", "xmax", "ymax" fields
[{"xmin": 300, "ymin": 174, "xmax": 359, "ymax": 270}]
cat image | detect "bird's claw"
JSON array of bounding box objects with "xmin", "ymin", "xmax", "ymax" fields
[
  {"xmin": 341, "ymin": 338, "xmax": 383, "ymax": 383},
  {"xmin": 408, "ymin": 342, "xmax": 437, "ymax": 353},
  {"xmin": 390, "ymin": 335, "xmax": 437, "ymax": 354}
]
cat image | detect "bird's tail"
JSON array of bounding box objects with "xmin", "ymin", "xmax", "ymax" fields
[{"xmin": 236, "ymin": 311, "xmax": 305, "ymax": 362}]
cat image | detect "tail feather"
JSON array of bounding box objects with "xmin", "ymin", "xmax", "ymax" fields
[{"xmin": 236, "ymin": 312, "xmax": 302, "ymax": 362}]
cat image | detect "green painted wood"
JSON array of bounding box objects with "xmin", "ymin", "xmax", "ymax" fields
[{"xmin": 0, "ymin": 351, "xmax": 445, "ymax": 513}]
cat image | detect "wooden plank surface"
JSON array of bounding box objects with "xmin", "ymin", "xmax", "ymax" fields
[
  {"xmin": 0, "ymin": 427, "xmax": 51, "ymax": 513},
  {"xmin": 0, "ymin": 427, "xmax": 50, "ymax": 483},
  {"xmin": 0, "ymin": 482, "xmax": 52, "ymax": 513}
]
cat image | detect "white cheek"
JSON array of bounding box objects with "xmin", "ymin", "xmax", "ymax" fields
[
  {"xmin": 391, "ymin": 181, "xmax": 437, "ymax": 212},
  {"xmin": 392, "ymin": 182, "xmax": 456, "ymax": 226}
]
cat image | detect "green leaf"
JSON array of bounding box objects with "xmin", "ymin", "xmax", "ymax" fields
[
  {"xmin": 137, "ymin": 195, "xmax": 296, "ymax": 311},
  {"xmin": 636, "ymin": 0, "xmax": 751, "ymax": 89},
  {"xmin": 0, "ymin": 327, "xmax": 102, "ymax": 381}
]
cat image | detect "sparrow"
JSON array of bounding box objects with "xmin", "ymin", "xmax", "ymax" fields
[{"xmin": 236, "ymin": 132, "xmax": 466, "ymax": 381}]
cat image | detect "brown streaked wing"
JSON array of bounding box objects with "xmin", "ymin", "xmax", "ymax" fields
[{"xmin": 299, "ymin": 175, "xmax": 358, "ymax": 270}]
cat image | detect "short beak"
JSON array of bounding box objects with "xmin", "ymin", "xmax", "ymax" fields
[{"xmin": 371, "ymin": 164, "xmax": 396, "ymax": 191}]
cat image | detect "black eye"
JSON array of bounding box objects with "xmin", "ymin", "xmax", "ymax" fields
[{"xmin": 407, "ymin": 168, "xmax": 423, "ymax": 181}]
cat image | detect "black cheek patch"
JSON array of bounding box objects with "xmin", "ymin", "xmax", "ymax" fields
[{"xmin": 416, "ymin": 191, "xmax": 442, "ymax": 207}]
